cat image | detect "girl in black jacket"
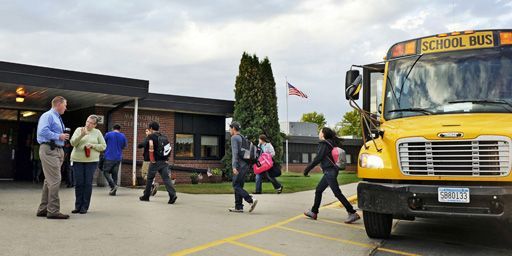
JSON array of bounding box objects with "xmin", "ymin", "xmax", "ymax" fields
[{"xmin": 303, "ymin": 127, "xmax": 360, "ymax": 223}]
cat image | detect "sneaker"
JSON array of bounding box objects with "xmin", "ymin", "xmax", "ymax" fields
[
  {"xmin": 228, "ymin": 208, "xmax": 244, "ymax": 213},
  {"xmin": 276, "ymin": 186, "xmax": 283, "ymax": 194},
  {"xmin": 345, "ymin": 212, "xmax": 361, "ymax": 224},
  {"xmin": 139, "ymin": 196, "xmax": 150, "ymax": 202},
  {"xmin": 304, "ymin": 210, "xmax": 318, "ymax": 220},
  {"xmin": 109, "ymin": 186, "xmax": 118, "ymax": 196},
  {"xmin": 151, "ymin": 183, "xmax": 159, "ymax": 196},
  {"xmin": 168, "ymin": 195, "xmax": 178, "ymax": 204},
  {"xmin": 248, "ymin": 200, "xmax": 258, "ymax": 213}
]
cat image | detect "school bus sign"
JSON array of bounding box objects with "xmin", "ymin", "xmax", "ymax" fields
[{"xmin": 420, "ymin": 31, "xmax": 494, "ymax": 54}]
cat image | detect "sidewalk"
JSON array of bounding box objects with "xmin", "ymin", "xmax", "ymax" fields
[{"xmin": 0, "ymin": 181, "xmax": 359, "ymax": 256}]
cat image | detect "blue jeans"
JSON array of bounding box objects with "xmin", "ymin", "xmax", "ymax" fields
[
  {"xmin": 232, "ymin": 165, "xmax": 253, "ymax": 210},
  {"xmin": 103, "ymin": 160, "xmax": 121, "ymax": 189},
  {"xmin": 255, "ymin": 172, "xmax": 282, "ymax": 193},
  {"xmin": 68, "ymin": 165, "xmax": 74, "ymax": 186},
  {"xmin": 73, "ymin": 162, "xmax": 98, "ymax": 211},
  {"xmin": 311, "ymin": 167, "xmax": 355, "ymax": 214}
]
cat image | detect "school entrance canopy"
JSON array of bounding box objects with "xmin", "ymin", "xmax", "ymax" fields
[{"xmin": 0, "ymin": 60, "xmax": 148, "ymax": 182}]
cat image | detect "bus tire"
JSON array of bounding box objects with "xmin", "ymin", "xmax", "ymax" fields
[{"xmin": 363, "ymin": 210, "xmax": 393, "ymax": 239}]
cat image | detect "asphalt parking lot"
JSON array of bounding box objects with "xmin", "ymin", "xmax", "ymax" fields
[{"xmin": 1, "ymin": 181, "xmax": 512, "ymax": 256}]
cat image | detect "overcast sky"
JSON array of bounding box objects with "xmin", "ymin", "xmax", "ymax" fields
[{"xmin": 1, "ymin": 0, "xmax": 511, "ymax": 125}]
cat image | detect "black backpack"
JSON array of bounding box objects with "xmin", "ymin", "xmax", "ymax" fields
[
  {"xmin": 154, "ymin": 132, "xmax": 172, "ymax": 157},
  {"xmin": 238, "ymin": 135, "xmax": 259, "ymax": 163}
]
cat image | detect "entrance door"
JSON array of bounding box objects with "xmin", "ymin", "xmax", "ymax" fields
[
  {"xmin": 0, "ymin": 120, "xmax": 17, "ymax": 180},
  {"xmin": 15, "ymin": 122, "xmax": 37, "ymax": 181},
  {"xmin": 0, "ymin": 109, "xmax": 41, "ymax": 180}
]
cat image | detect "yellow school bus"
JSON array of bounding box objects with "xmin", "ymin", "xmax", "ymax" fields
[{"xmin": 345, "ymin": 29, "xmax": 512, "ymax": 238}]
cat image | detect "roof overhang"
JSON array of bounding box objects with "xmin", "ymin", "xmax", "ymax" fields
[{"xmin": 0, "ymin": 61, "xmax": 148, "ymax": 111}]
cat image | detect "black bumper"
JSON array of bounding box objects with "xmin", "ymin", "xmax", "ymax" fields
[{"xmin": 357, "ymin": 181, "xmax": 512, "ymax": 221}]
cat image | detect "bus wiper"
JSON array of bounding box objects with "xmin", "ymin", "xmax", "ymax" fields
[
  {"xmin": 448, "ymin": 99, "xmax": 512, "ymax": 110},
  {"xmin": 387, "ymin": 108, "xmax": 433, "ymax": 115},
  {"xmin": 397, "ymin": 54, "xmax": 423, "ymax": 107}
]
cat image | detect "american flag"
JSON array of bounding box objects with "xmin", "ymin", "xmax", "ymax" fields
[{"xmin": 288, "ymin": 82, "xmax": 308, "ymax": 98}]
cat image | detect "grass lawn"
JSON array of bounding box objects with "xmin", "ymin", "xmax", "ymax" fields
[{"xmin": 166, "ymin": 172, "xmax": 360, "ymax": 194}]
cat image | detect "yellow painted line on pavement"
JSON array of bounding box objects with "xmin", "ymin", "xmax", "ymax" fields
[
  {"xmin": 317, "ymin": 218, "xmax": 366, "ymax": 230},
  {"xmin": 169, "ymin": 195, "xmax": 358, "ymax": 256},
  {"xmin": 168, "ymin": 240, "xmax": 228, "ymax": 256},
  {"xmin": 169, "ymin": 215, "xmax": 303, "ymax": 256},
  {"xmin": 277, "ymin": 226, "xmax": 420, "ymax": 256},
  {"xmin": 227, "ymin": 240, "xmax": 286, "ymax": 256}
]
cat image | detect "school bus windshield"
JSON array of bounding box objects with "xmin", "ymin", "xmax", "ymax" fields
[{"xmin": 384, "ymin": 48, "xmax": 512, "ymax": 120}]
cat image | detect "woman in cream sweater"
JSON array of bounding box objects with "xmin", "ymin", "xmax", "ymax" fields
[{"xmin": 70, "ymin": 115, "xmax": 106, "ymax": 214}]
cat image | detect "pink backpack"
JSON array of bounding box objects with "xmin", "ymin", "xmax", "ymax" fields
[
  {"xmin": 325, "ymin": 140, "xmax": 347, "ymax": 170},
  {"xmin": 253, "ymin": 152, "xmax": 274, "ymax": 174}
]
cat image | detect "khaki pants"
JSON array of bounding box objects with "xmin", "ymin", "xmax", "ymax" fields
[
  {"xmin": 141, "ymin": 161, "xmax": 150, "ymax": 180},
  {"xmin": 37, "ymin": 144, "xmax": 64, "ymax": 214}
]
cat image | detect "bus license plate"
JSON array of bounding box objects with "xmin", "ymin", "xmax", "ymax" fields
[{"xmin": 438, "ymin": 188, "xmax": 470, "ymax": 203}]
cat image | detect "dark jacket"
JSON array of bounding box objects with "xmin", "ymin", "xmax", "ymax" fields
[
  {"xmin": 304, "ymin": 139, "xmax": 338, "ymax": 175},
  {"xmin": 142, "ymin": 133, "xmax": 169, "ymax": 162}
]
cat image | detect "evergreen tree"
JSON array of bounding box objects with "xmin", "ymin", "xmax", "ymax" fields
[
  {"xmin": 222, "ymin": 53, "xmax": 283, "ymax": 179},
  {"xmin": 259, "ymin": 57, "xmax": 283, "ymax": 164},
  {"xmin": 222, "ymin": 53, "xmax": 263, "ymax": 178}
]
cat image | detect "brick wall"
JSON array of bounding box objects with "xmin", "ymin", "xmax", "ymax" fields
[
  {"xmin": 119, "ymin": 160, "xmax": 224, "ymax": 186},
  {"xmin": 95, "ymin": 107, "xmax": 227, "ymax": 186}
]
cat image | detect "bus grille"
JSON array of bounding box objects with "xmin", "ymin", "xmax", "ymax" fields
[{"xmin": 397, "ymin": 136, "xmax": 511, "ymax": 177}]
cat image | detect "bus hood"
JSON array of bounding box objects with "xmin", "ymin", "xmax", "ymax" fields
[{"xmin": 381, "ymin": 113, "xmax": 512, "ymax": 141}]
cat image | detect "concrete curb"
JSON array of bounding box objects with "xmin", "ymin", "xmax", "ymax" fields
[{"xmin": 326, "ymin": 194, "xmax": 358, "ymax": 208}]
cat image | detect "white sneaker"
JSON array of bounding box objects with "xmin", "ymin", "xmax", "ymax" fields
[
  {"xmin": 228, "ymin": 208, "xmax": 244, "ymax": 213},
  {"xmin": 249, "ymin": 200, "xmax": 258, "ymax": 213},
  {"xmin": 151, "ymin": 182, "xmax": 159, "ymax": 196},
  {"xmin": 345, "ymin": 212, "xmax": 361, "ymax": 224}
]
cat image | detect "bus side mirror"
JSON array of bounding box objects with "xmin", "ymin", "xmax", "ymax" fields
[{"xmin": 345, "ymin": 70, "xmax": 362, "ymax": 100}]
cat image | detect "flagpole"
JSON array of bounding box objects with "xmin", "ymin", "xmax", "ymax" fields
[{"xmin": 285, "ymin": 76, "xmax": 289, "ymax": 173}]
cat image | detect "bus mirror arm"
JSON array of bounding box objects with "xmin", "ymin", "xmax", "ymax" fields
[{"xmin": 349, "ymin": 99, "xmax": 383, "ymax": 152}]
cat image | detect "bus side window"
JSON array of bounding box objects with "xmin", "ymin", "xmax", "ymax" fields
[{"xmin": 370, "ymin": 72, "xmax": 384, "ymax": 115}]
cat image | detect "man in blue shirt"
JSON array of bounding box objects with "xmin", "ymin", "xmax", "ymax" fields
[
  {"xmin": 102, "ymin": 124, "xmax": 127, "ymax": 196},
  {"xmin": 36, "ymin": 96, "xmax": 70, "ymax": 220}
]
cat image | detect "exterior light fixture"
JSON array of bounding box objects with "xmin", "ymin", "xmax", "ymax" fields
[{"xmin": 16, "ymin": 87, "xmax": 26, "ymax": 103}]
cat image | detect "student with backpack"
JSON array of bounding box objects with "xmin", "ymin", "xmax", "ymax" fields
[
  {"xmin": 139, "ymin": 121, "xmax": 177, "ymax": 204},
  {"xmin": 137, "ymin": 129, "xmax": 159, "ymax": 197},
  {"xmin": 228, "ymin": 121, "xmax": 258, "ymax": 213},
  {"xmin": 303, "ymin": 127, "xmax": 360, "ymax": 224},
  {"xmin": 254, "ymin": 135, "xmax": 283, "ymax": 194}
]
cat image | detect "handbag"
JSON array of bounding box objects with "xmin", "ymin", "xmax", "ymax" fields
[
  {"xmin": 253, "ymin": 152, "xmax": 273, "ymax": 174},
  {"xmin": 269, "ymin": 162, "xmax": 282, "ymax": 177}
]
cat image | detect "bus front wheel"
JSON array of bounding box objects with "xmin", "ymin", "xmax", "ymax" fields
[{"xmin": 363, "ymin": 210, "xmax": 393, "ymax": 239}]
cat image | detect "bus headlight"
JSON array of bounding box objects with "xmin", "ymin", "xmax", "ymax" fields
[{"xmin": 359, "ymin": 154, "xmax": 384, "ymax": 169}]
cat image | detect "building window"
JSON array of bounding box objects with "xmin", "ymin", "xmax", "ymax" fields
[
  {"xmin": 302, "ymin": 153, "xmax": 309, "ymax": 163},
  {"xmin": 201, "ymin": 136, "xmax": 219, "ymax": 158},
  {"xmin": 176, "ymin": 134, "xmax": 194, "ymax": 158},
  {"xmin": 290, "ymin": 153, "xmax": 301, "ymax": 163},
  {"xmin": 311, "ymin": 153, "xmax": 317, "ymax": 160},
  {"xmin": 346, "ymin": 154, "xmax": 352, "ymax": 164}
]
